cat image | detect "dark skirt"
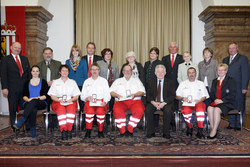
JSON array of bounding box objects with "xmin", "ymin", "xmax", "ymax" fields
[{"xmin": 210, "ymin": 103, "xmax": 234, "ymax": 117}]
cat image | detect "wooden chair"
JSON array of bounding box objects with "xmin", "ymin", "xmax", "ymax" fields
[
  {"xmin": 227, "ymin": 109, "xmax": 243, "ymax": 131},
  {"xmin": 15, "ymin": 108, "xmax": 47, "ymax": 138},
  {"xmin": 44, "ymin": 110, "xmax": 79, "ymax": 137},
  {"xmin": 79, "ymin": 110, "xmax": 112, "ymax": 133}
]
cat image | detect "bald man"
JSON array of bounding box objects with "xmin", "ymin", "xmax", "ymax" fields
[{"xmin": 1, "ymin": 42, "xmax": 31, "ymax": 131}]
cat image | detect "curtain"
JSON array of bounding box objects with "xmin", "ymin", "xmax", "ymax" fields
[{"xmin": 75, "ymin": 0, "xmax": 190, "ymax": 68}]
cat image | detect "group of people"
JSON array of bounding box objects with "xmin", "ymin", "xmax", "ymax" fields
[{"xmin": 0, "ymin": 41, "xmax": 249, "ymax": 141}]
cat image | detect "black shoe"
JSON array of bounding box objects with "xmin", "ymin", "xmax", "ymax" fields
[
  {"xmin": 68, "ymin": 130, "xmax": 72, "ymax": 139},
  {"xmin": 85, "ymin": 129, "xmax": 91, "ymax": 138},
  {"xmin": 196, "ymin": 128, "xmax": 205, "ymax": 139},
  {"xmin": 163, "ymin": 134, "xmax": 171, "ymax": 139},
  {"xmin": 13, "ymin": 125, "xmax": 19, "ymax": 130},
  {"xmin": 146, "ymin": 133, "xmax": 156, "ymax": 138},
  {"xmin": 98, "ymin": 131, "xmax": 104, "ymax": 138},
  {"xmin": 226, "ymin": 126, "xmax": 233, "ymax": 129},
  {"xmin": 235, "ymin": 127, "xmax": 241, "ymax": 131},
  {"xmin": 119, "ymin": 133, "xmax": 126, "ymax": 138},
  {"xmin": 126, "ymin": 131, "xmax": 133, "ymax": 137},
  {"xmin": 208, "ymin": 133, "xmax": 217, "ymax": 139},
  {"xmin": 61, "ymin": 130, "xmax": 67, "ymax": 140},
  {"xmin": 186, "ymin": 127, "xmax": 193, "ymax": 137}
]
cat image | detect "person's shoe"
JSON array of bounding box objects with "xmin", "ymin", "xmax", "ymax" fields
[
  {"xmin": 208, "ymin": 133, "xmax": 217, "ymax": 139},
  {"xmin": 61, "ymin": 130, "xmax": 67, "ymax": 140},
  {"xmin": 68, "ymin": 130, "xmax": 72, "ymax": 139},
  {"xmin": 186, "ymin": 127, "xmax": 193, "ymax": 137},
  {"xmin": 146, "ymin": 133, "xmax": 156, "ymax": 138},
  {"xmin": 163, "ymin": 134, "xmax": 171, "ymax": 139},
  {"xmin": 226, "ymin": 125, "xmax": 233, "ymax": 129},
  {"xmin": 126, "ymin": 131, "xmax": 133, "ymax": 138},
  {"xmin": 13, "ymin": 116, "xmax": 27, "ymax": 129},
  {"xmin": 30, "ymin": 127, "xmax": 37, "ymax": 138},
  {"xmin": 196, "ymin": 128, "xmax": 205, "ymax": 139},
  {"xmin": 119, "ymin": 133, "xmax": 126, "ymax": 138},
  {"xmin": 84, "ymin": 129, "xmax": 91, "ymax": 138},
  {"xmin": 235, "ymin": 127, "xmax": 241, "ymax": 131},
  {"xmin": 98, "ymin": 131, "xmax": 104, "ymax": 138}
]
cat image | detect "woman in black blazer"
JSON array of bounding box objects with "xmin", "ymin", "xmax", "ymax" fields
[
  {"xmin": 13, "ymin": 65, "xmax": 48, "ymax": 138},
  {"xmin": 207, "ymin": 63, "xmax": 236, "ymax": 139}
]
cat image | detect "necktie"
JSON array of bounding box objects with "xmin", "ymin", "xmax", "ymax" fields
[
  {"xmin": 108, "ymin": 63, "xmax": 114, "ymax": 86},
  {"xmin": 229, "ymin": 56, "xmax": 233, "ymax": 64},
  {"xmin": 171, "ymin": 54, "xmax": 174, "ymax": 68},
  {"xmin": 88, "ymin": 56, "xmax": 92, "ymax": 77},
  {"xmin": 15, "ymin": 56, "xmax": 23, "ymax": 76},
  {"xmin": 156, "ymin": 80, "xmax": 161, "ymax": 102}
]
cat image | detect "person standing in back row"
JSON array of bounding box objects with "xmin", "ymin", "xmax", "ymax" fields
[
  {"xmin": 1, "ymin": 42, "xmax": 31, "ymax": 131},
  {"xmin": 222, "ymin": 42, "xmax": 249, "ymax": 130},
  {"xmin": 82, "ymin": 42, "xmax": 102, "ymax": 78}
]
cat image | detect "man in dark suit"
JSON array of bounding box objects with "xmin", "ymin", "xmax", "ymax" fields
[
  {"xmin": 162, "ymin": 42, "xmax": 184, "ymax": 128},
  {"xmin": 82, "ymin": 42, "xmax": 102, "ymax": 78},
  {"xmin": 145, "ymin": 64, "xmax": 176, "ymax": 139},
  {"xmin": 222, "ymin": 42, "xmax": 249, "ymax": 129},
  {"xmin": 1, "ymin": 42, "xmax": 31, "ymax": 130}
]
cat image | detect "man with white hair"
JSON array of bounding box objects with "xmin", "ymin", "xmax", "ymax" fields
[{"xmin": 145, "ymin": 65, "xmax": 176, "ymax": 139}]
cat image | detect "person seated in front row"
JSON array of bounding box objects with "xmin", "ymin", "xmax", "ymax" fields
[
  {"xmin": 145, "ymin": 65, "xmax": 176, "ymax": 139},
  {"xmin": 48, "ymin": 64, "xmax": 81, "ymax": 140},
  {"xmin": 176, "ymin": 67, "xmax": 209, "ymax": 139},
  {"xmin": 13, "ymin": 65, "xmax": 48, "ymax": 138},
  {"xmin": 207, "ymin": 63, "xmax": 236, "ymax": 139},
  {"xmin": 81, "ymin": 63, "xmax": 111, "ymax": 138},
  {"xmin": 110, "ymin": 65, "xmax": 145, "ymax": 137}
]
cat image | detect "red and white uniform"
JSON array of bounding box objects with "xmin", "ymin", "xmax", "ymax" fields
[
  {"xmin": 81, "ymin": 76, "xmax": 111, "ymax": 132},
  {"xmin": 110, "ymin": 77, "xmax": 145, "ymax": 134},
  {"xmin": 176, "ymin": 79, "xmax": 209, "ymax": 128},
  {"xmin": 48, "ymin": 78, "xmax": 81, "ymax": 132}
]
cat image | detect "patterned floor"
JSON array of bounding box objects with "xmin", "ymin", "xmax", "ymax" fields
[{"xmin": 0, "ymin": 119, "xmax": 249, "ymax": 156}]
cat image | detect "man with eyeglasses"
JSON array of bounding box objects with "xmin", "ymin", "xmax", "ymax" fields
[
  {"xmin": 110, "ymin": 65, "xmax": 146, "ymax": 137},
  {"xmin": 81, "ymin": 63, "xmax": 111, "ymax": 138}
]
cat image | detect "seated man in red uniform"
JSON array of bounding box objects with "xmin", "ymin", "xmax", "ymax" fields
[
  {"xmin": 81, "ymin": 63, "xmax": 111, "ymax": 138},
  {"xmin": 110, "ymin": 65, "xmax": 146, "ymax": 137},
  {"xmin": 176, "ymin": 67, "xmax": 209, "ymax": 139}
]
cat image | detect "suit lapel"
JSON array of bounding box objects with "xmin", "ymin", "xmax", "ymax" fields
[
  {"xmin": 9, "ymin": 55, "xmax": 20, "ymax": 73},
  {"xmin": 230, "ymin": 53, "xmax": 240, "ymax": 65}
]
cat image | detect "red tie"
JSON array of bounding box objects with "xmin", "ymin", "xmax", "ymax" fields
[
  {"xmin": 15, "ymin": 56, "xmax": 23, "ymax": 76},
  {"xmin": 171, "ymin": 54, "xmax": 174, "ymax": 68},
  {"xmin": 88, "ymin": 56, "xmax": 92, "ymax": 77}
]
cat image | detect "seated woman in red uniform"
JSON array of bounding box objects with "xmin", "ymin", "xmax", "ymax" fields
[
  {"xmin": 207, "ymin": 63, "xmax": 236, "ymax": 139},
  {"xmin": 48, "ymin": 65, "xmax": 81, "ymax": 140},
  {"xmin": 13, "ymin": 65, "xmax": 48, "ymax": 138}
]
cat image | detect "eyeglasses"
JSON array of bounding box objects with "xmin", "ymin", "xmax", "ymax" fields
[{"xmin": 90, "ymin": 69, "xmax": 100, "ymax": 71}]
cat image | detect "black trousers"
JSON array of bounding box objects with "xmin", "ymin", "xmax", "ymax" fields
[
  {"xmin": 7, "ymin": 90, "xmax": 23, "ymax": 127},
  {"xmin": 145, "ymin": 103, "xmax": 173, "ymax": 135},
  {"xmin": 23, "ymin": 99, "xmax": 46, "ymax": 128}
]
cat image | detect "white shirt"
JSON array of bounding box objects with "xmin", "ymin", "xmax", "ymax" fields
[
  {"xmin": 177, "ymin": 61, "xmax": 199, "ymax": 84},
  {"xmin": 81, "ymin": 76, "xmax": 111, "ymax": 103},
  {"xmin": 87, "ymin": 55, "xmax": 94, "ymax": 65},
  {"xmin": 110, "ymin": 77, "xmax": 145, "ymax": 101},
  {"xmin": 176, "ymin": 79, "xmax": 209, "ymax": 100},
  {"xmin": 48, "ymin": 78, "xmax": 81, "ymax": 101},
  {"xmin": 170, "ymin": 53, "xmax": 177, "ymax": 62}
]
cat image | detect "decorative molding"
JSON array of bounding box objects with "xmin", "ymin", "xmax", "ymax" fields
[
  {"xmin": 25, "ymin": 6, "xmax": 53, "ymax": 66},
  {"xmin": 199, "ymin": 6, "xmax": 250, "ymax": 113}
]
